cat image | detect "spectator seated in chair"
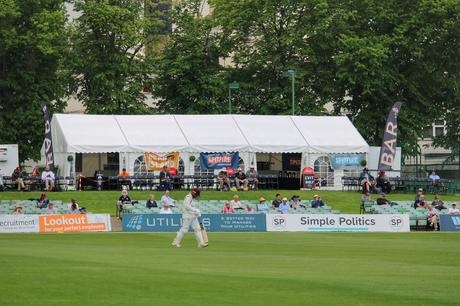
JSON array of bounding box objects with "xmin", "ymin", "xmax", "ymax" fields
[
  {"xmin": 41, "ymin": 165, "xmax": 55, "ymax": 191},
  {"xmin": 230, "ymin": 194, "xmax": 244, "ymax": 210},
  {"xmin": 36, "ymin": 193, "xmax": 50, "ymax": 209},
  {"xmin": 359, "ymin": 168, "xmax": 375, "ymax": 194},
  {"xmin": 14, "ymin": 206, "xmax": 23, "ymax": 214},
  {"xmin": 426, "ymin": 205, "xmax": 439, "ymax": 231},
  {"xmin": 429, "ymin": 170, "xmax": 441, "ymax": 184},
  {"xmin": 414, "ymin": 193, "xmax": 428, "ymax": 209},
  {"xmin": 12, "ymin": 166, "xmax": 25, "ymax": 191},
  {"xmin": 221, "ymin": 202, "xmax": 235, "ymax": 214},
  {"xmin": 376, "ymin": 193, "xmax": 397, "ymax": 206},
  {"xmin": 68, "ymin": 199, "xmax": 80, "ymax": 214},
  {"xmin": 235, "ymin": 168, "xmax": 248, "ymax": 191},
  {"xmin": 376, "ymin": 170, "xmax": 391, "ymax": 194},
  {"xmin": 257, "ymin": 197, "xmax": 269, "ymax": 213},
  {"xmin": 311, "ymin": 195, "xmax": 325, "ymax": 208},
  {"xmin": 245, "ymin": 204, "xmax": 256, "ymax": 214},
  {"xmin": 117, "ymin": 189, "xmax": 132, "ymax": 215},
  {"xmin": 119, "ymin": 168, "xmax": 131, "ymax": 190},
  {"xmin": 45, "ymin": 203, "xmax": 57, "ymax": 215},
  {"xmin": 272, "ymin": 193, "xmax": 282, "ymax": 209},
  {"xmin": 432, "ymin": 195, "xmax": 447, "ymax": 210},
  {"xmin": 146, "ymin": 194, "xmax": 158, "ymax": 209},
  {"xmin": 218, "ymin": 169, "xmax": 231, "ymax": 192},
  {"xmin": 448, "ymin": 203, "xmax": 459, "ymax": 215},
  {"xmin": 290, "ymin": 195, "xmax": 302, "ymax": 210},
  {"xmin": 159, "ymin": 165, "xmax": 172, "ymax": 191},
  {"xmin": 160, "ymin": 202, "xmax": 173, "ymax": 214},
  {"xmin": 246, "ymin": 165, "xmax": 258, "ymax": 189},
  {"xmin": 278, "ymin": 197, "xmax": 291, "ymax": 214},
  {"xmin": 161, "ymin": 189, "xmax": 176, "ymax": 208}
]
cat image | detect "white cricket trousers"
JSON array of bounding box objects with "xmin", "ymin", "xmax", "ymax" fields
[{"xmin": 174, "ymin": 215, "xmax": 203, "ymax": 245}]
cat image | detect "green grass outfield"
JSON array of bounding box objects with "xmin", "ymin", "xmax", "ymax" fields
[
  {"xmin": 0, "ymin": 190, "xmax": 458, "ymax": 215},
  {"xmin": 0, "ymin": 232, "xmax": 459, "ymax": 306}
]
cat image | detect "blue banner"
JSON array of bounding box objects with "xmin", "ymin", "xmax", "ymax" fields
[
  {"xmin": 199, "ymin": 152, "xmax": 239, "ymax": 170},
  {"xmin": 440, "ymin": 215, "xmax": 460, "ymax": 232},
  {"xmin": 123, "ymin": 214, "xmax": 266, "ymax": 232},
  {"xmin": 330, "ymin": 154, "xmax": 366, "ymax": 170}
]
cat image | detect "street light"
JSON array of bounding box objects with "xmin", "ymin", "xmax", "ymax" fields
[
  {"xmin": 284, "ymin": 69, "xmax": 296, "ymax": 115},
  {"xmin": 228, "ymin": 81, "xmax": 240, "ymax": 114}
]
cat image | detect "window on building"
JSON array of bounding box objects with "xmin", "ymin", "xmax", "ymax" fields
[
  {"xmin": 239, "ymin": 158, "xmax": 244, "ymax": 170},
  {"xmin": 433, "ymin": 121, "xmax": 446, "ymax": 137},
  {"xmin": 133, "ymin": 155, "xmax": 152, "ymax": 176},
  {"xmin": 314, "ymin": 156, "xmax": 334, "ymax": 187}
]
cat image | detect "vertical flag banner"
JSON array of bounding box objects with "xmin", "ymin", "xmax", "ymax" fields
[
  {"xmin": 378, "ymin": 102, "xmax": 403, "ymax": 171},
  {"xmin": 41, "ymin": 102, "xmax": 54, "ymax": 172},
  {"xmin": 144, "ymin": 152, "xmax": 179, "ymax": 170}
]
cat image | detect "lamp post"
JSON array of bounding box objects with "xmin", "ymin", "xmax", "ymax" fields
[
  {"xmin": 285, "ymin": 69, "xmax": 296, "ymax": 115},
  {"xmin": 228, "ymin": 82, "xmax": 240, "ymax": 114}
]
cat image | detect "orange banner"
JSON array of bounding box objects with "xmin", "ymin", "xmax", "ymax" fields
[
  {"xmin": 38, "ymin": 214, "xmax": 110, "ymax": 233},
  {"xmin": 144, "ymin": 152, "xmax": 179, "ymax": 171}
]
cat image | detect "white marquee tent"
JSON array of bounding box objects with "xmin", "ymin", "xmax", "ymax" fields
[
  {"xmin": 50, "ymin": 114, "xmax": 368, "ymax": 154},
  {"xmin": 46, "ymin": 114, "xmax": 369, "ymax": 189}
]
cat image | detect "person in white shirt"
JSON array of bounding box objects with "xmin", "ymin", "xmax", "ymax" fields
[
  {"xmin": 41, "ymin": 165, "xmax": 55, "ymax": 191},
  {"xmin": 45, "ymin": 203, "xmax": 57, "ymax": 215},
  {"xmin": 160, "ymin": 202, "xmax": 173, "ymax": 214},
  {"xmin": 426, "ymin": 205, "xmax": 439, "ymax": 231},
  {"xmin": 448, "ymin": 203, "xmax": 460, "ymax": 215},
  {"xmin": 161, "ymin": 189, "xmax": 176, "ymax": 207},
  {"xmin": 172, "ymin": 188, "xmax": 206, "ymax": 248},
  {"xmin": 429, "ymin": 171, "xmax": 441, "ymax": 183},
  {"xmin": 68, "ymin": 199, "xmax": 80, "ymax": 214},
  {"xmin": 230, "ymin": 194, "xmax": 243, "ymax": 210}
]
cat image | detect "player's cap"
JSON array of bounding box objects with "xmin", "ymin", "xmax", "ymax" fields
[
  {"xmin": 259, "ymin": 197, "xmax": 265, "ymax": 202},
  {"xmin": 282, "ymin": 197, "xmax": 288, "ymax": 201},
  {"xmin": 237, "ymin": 167, "xmax": 242, "ymax": 171},
  {"xmin": 221, "ymin": 168, "xmax": 227, "ymax": 172},
  {"xmin": 250, "ymin": 165, "xmax": 255, "ymax": 168},
  {"xmin": 313, "ymin": 194, "xmax": 319, "ymax": 198},
  {"xmin": 380, "ymin": 192, "xmax": 386, "ymax": 196},
  {"xmin": 192, "ymin": 187, "xmax": 201, "ymax": 196},
  {"xmin": 418, "ymin": 188, "xmax": 423, "ymax": 192}
]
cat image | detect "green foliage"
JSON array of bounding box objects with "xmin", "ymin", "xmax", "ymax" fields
[
  {"xmin": 70, "ymin": 0, "xmax": 164, "ymax": 114},
  {"xmin": 211, "ymin": 0, "xmax": 339, "ymax": 115},
  {"xmin": 331, "ymin": 0, "xmax": 460, "ymax": 155},
  {"xmin": 153, "ymin": 0, "xmax": 226, "ymax": 114},
  {"xmin": 0, "ymin": 0, "xmax": 69, "ymax": 162}
]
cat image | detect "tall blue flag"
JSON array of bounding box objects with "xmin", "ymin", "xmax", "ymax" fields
[{"xmin": 378, "ymin": 102, "xmax": 403, "ymax": 171}]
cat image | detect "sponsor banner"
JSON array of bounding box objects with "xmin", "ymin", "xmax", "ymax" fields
[
  {"xmin": 144, "ymin": 152, "xmax": 179, "ymax": 171},
  {"xmin": 123, "ymin": 214, "xmax": 266, "ymax": 232},
  {"xmin": 41, "ymin": 102, "xmax": 55, "ymax": 171},
  {"xmin": 330, "ymin": 154, "xmax": 366, "ymax": 170},
  {"xmin": 378, "ymin": 101, "xmax": 402, "ymax": 171},
  {"xmin": 199, "ymin": 152, "xmax": 239, "ymax": 170},
  {"xmin": 0, "ymin": 215, "xmax": 39, "ymax": 233},
  {"xmin": 440, "ymin": 215, "xmax": 460, "ymax": 232},
  {"xmin": 38, "ymin": 214, "xmax": 111, "ymax": 233},
  {"xmin": 266, "ymin": 214, "xmax": 409, "ymax": 232}
]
